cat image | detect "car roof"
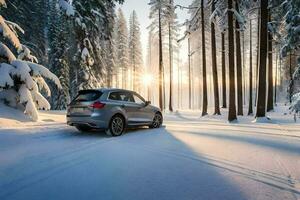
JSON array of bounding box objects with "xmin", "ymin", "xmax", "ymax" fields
[{"xmin": 82, "ymin": 88, "xmax": 136, "ymax": 93}]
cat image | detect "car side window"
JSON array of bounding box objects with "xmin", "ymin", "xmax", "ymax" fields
[
  {"xmin": 109, "ymin": 92, "xmax": 121, "ymax": 101},
  {"xmin": 109, "ymin": 91, "xmax": 135, "ymax": 103},
  {"xmin": 133, "ymin": 94, "xmax": 145, "ymax": 104},
  {"xmin": 121, "ymin": 92, "xmax": 134, "ymax": 103}
]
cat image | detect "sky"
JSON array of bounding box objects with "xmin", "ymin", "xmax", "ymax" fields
[{"xmin": 117, "ymin": 0, "xmax": 193, "ymax": 63}]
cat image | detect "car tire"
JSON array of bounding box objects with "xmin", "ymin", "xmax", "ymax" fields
[
  {"xmin": 76, "ymin": 125, "xmax": 92, "ymax": 132},
  {"xmin": 105, "ymin": 115, "xmax": 125, "ymax": 137},
  {"xmin": 149, "ymin": 112, "xmax": 163, "ymax": 129}
]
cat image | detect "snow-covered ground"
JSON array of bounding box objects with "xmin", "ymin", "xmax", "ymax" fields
[{"xmin": 0, "ymin": 104, "xmax": 300, "ymax": 200}]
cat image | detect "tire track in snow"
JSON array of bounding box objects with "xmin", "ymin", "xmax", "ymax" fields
[
  {"xmin": 0, "ymin": 137, "xmax": 117, "ymax": 199},
  {"xmin": 275, "ymin": 155, "xmax": 300, "ymax": 200},
  {"xmin": 119, "ymin": 140, "xmax": 300, "ymax": 196}
]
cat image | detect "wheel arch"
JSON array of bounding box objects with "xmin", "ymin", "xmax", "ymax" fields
[{"xmin": 110, "ymin": 112, "xmax": 127, "ymax": 127}]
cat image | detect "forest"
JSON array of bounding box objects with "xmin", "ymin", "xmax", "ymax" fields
[
  {"xmin": 0, "ymin": 0, "xmax": 299, "ymax": 122},
  {"xmin": 0, "ymin": 1, "xmax": 300, "ymax": 199}
]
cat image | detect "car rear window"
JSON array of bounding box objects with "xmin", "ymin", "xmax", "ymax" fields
[{"xmin": 74, "ymin": 90, "xmax": 102, "ymax": 102}]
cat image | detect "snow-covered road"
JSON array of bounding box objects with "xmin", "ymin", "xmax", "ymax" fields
[{"xmin": 0, "ymin": 107, "xmax": 300, "ymax": 200}]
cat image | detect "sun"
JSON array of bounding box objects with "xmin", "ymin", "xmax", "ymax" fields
[{"xmin": 142, "ymin": 74, "xmax": 153, "ymax": 86}]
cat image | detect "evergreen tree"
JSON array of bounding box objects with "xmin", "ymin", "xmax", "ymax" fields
[
  {"xmin": 149, "ymin": 0, "xmax": 169, "ymax": 110},
  {"xmin": 0, "ymin": 0, "xmax": 61, "ymax": 121},
  {"xmin": 256, "ymin": 0, "xmax": 268, "ymax": 118},
  {"xmin": 129, "ymin": 10, "xmax": 143, "ymax": 91},
  {"xmin": 167, "ymin": 0, "xmax": 180, "ymax": 112},
  {"xmin": 210, "ymin": 0, "xmax": 220, "ymax": 115},
  {"xmin": 248, "ymin": 19, "xmax": 253, "ymax": 115},
  {"xmin": 200, "ymin": 0, "xmax": 208, "ymax": 116},
  {"xmin": 2, "ymin": 0, "xmax": 49, "ymax": 64},
  {"xmin": 267, "ymin": 13, "xmax": 274, "ymax": 111},
  {"xmin": 60, "ymin": 0, "xmax": 123, "ymax": 95},
  {"xmin": 116, "ymin": 8, "xmax": 129, "ymax": 89},
  {"xmin": 235, "ymin": 0, "xmax": 243, "ymax": 116},
  {"xmin": 48, "ymin": 1, "xmax": 70, "ymax": 110},
  {"xmin": 227, "ymin": 0, "xmax": 237, "ymax": 121}
]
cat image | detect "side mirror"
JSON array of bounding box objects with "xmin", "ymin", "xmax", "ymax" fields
[{"xmin": 145, "ymin": 101, "xmax": 151, "ymax": 106}]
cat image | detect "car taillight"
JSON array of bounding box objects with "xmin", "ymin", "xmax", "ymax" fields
[{"xmin": 90, "ymin": 101, "xmax": 105, "ymax": 109}]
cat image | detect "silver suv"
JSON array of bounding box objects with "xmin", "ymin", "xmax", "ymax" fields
[{"xmin": 67, "ymin": 88, "xmax": 163, "ymax": 136}]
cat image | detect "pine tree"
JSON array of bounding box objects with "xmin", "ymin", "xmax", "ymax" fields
[
  {"xmin": 60, "ymin": 0, "xmax": 123, "ymax": 95},
  {"xmin": 235, "ymin": 0, "xmax": 243, "ymax": 116},
  {"xmin": 227, "ymin": 0, "xmax": 237, "ymax": 121},
  {"xmin": 2, "ymin": 0, "xmax": 49, "ymax": 64},
  {"xmin": 267, "ymin": 13, "xmax": 274, "ymax": 111},
  {"xmin": 210, "ymin": 0, "xmax": 220, "ymax": 115},
  {"xmin": 0, "ymin": 0, "xmax": 61, "ymax": 121},
  {"xmin": 248, "ymin": 19, "xmax": 253, "ymax": 115},
  {"xmin": 129, "ymin": 10, "xmax": 143, "ymax": 92},
  {"xmin": 166, "ymin": 0, "xmax": 180, "ymax": 112},
  {"xmin": 116, "ymin": 8, "xmax": 129, "ymax": 89},
  {"xmin": 149, "ymin": 0, "xmax": 169, "ymax": 110},
  {"xmin": 221, "ymin": 31, "xmax": 227, "ymax": 108},
  {"xmin": 256, "ymin": 0, "xmax": 268, "ymax": 118},
  {"xmin": 48, "ymin": 1, "xmax": 70, "ymax": 110},
  {"xmin": 200, "ymin": 0, "xmax": 208, "ymax": 116}
]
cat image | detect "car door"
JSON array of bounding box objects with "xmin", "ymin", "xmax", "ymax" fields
[
  {"xmin": 118, "ymin": 92, "xmax": 138, "ymax": 123},
  {"xmin": 107, "ymin": 91, "xmax": 136, "ymax": 122},
  {"xmin": 132, "ymin": 92, "xmax": 153, "ymax": 123}
]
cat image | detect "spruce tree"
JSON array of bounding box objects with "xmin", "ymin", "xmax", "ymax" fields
[
  {"xmin": 116, "ymin": 8, "xmax": 129, "ymax": 89},
  {"xmin": 129, "ymin": 10, "xmax": 143, "ymax": 92}
]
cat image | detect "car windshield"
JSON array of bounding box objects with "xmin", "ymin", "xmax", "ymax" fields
[{"xmin": 74, "ymin": 90, "xmax": 102, "ymax": 102}]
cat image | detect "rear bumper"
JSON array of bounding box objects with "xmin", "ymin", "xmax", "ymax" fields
[{"xmin": 67, "ymin": 115, "xmax": 109, "ymax": 129}]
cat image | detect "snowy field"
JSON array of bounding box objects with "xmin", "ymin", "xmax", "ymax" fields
[{"xmin": 0, "ymin": 105, "xmax": 300, "ymax": 200}]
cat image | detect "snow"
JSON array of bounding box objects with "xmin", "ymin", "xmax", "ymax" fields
[
  {"xmin": 0, "ymin": 43, "xmax": 16, "ymax": 62},
  {"xmin": 18, "ymin": 84, "xmax": 39, "ymax": 121},
  {"xmin": 18, "ymin": 45, "xmax": 38, "ymax": 63},
  {"xmin": 291, "ymin": 92, "xmax": 300, "ymax": 115},
  {"xmin": 0, "ymin": 63, "xmax": 14, "ymax": 87},
  {"xmin": 81, "ymin": 47, "xmax": 90, "ymax": 61},
  {"xmin": 59, "ymin": 0, "xmax": 75, "ymax": 17},
  {"xmin": 0, "ymin": 89, "xmax": 18, "ymax": 107},
  {"xmin": 0, "ymin": 16, "xmax": 21, "ymax": 50},
  {"xmin": 0, "ymin": 59, "xmax": 61, "ymax": 121},
  {"xmin": 0, "ymin": 0, "xmax": 6, "ymax": 7},
  {"xmin": 35, "ymin": 77, "xmax": 51, "ymax": 97},
  {"xmin": 0, "ymin": 105, "xmax": 299, "ymax": 200},
  {"xmin": 26, "ymin": 62, "xmax": 62, "ymax": 89}
]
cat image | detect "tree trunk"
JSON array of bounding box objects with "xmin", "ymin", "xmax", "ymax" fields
[
  {"xmin": 158, "ymin": 8, "xmax": 163, "ymax": 110},
  {"xmin": 279, "ymin": 47, "xmax": 282, "ymax": 90},
  {"xmin": 201, "ymin": 0, "xmax": 208, "ymax": 116},
  {"xmin": 289, "ymin": 52, "xmax": 294, "ymax": 104},
  {"xmin": 235, "ymin": 0, "xmax": 243, "ymax": 116},
  {"xmin": 221, "ymin": 32, "xmax": 227, "ymax": 108},
  {"xmin": 267, "ymin": 13, "xmax": 274, "ymax": 112},
  {"xmin": 248, "ymin": 20, "xmax": 253, "ymax": 115},
  {"xmin": 177, "ymin": 53, "xmax": 180, "ymax": 109},
  {"xmin": 256, "ymin": 0, "xmax": 268, "ymax": 118},
  {"xmin": 274, "ymin": 49, "xmax": 278, "ymax": 104},
  {"xmin": 168, "ymin": 15, "xmax": 173, "ymax": 112},
  {"xmin": 255, "ymin": 10, "xmax": 260, "ymax": 107},
  {"xmin": 188, "ymin": 37, "xmax": 192, "ymax": 109},
  {"xmin": 227, "ymin": 0, "xmax": 237, "ymax": 121},
  {"xmin": 211, "ymin": 0, "xmax": 220, "ymax": 115},
  {"xmin": 122, "ymin": 68, "xmax": 126, "ymax": 89},
  {"xmin": 242, "ymin": 32, "xmax": 246, "ymax": 105},
  {"xmin": 107, "ymin": 69, "xmax": 112, "ymax": 88}
]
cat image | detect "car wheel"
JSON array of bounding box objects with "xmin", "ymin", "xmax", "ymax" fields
[
  {"xmin": 76, "ymin": 125, "xmax": 92, "ymax": 132},
  {"xmin": 106, "ymin": 115, "xmax": 125, "ymax": 136},
  {"xmin": 149, "ymin": 113, "xmax": 163, "ymax": 129}
]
